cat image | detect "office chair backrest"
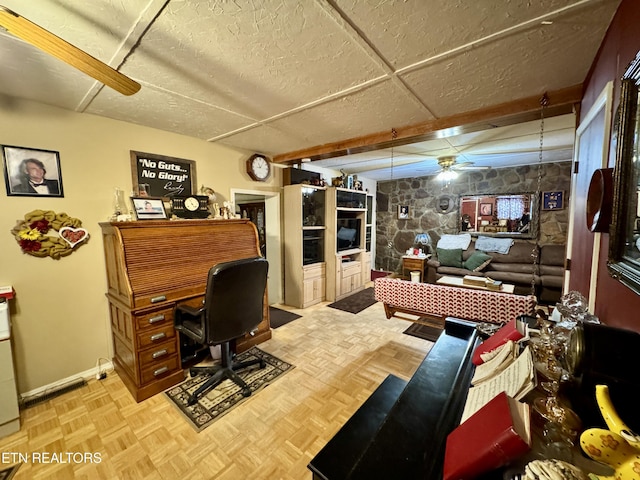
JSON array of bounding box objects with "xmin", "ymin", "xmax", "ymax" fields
[{"xmin": 204, "ymin": 256, "xmax": 269, "ymax": 344}]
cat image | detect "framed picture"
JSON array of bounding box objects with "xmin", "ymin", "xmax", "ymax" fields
[
  {"xmin": 398, "ymin": 205, "xmax": 409, "ymax": 219},
  {"xmin": 130, "ymin": 150, "xmax": 197, "ymax": 198},
  {"xmin": 542, "ymin": 191, "xmax": 564, "ymax": 210},
  {"xmin": 131, "ymin": 197, "xmax": 168, "ymax": 220},
  {"xmin": 2, "ymin": 145, "xmax": 64, "ymax": 197},
  {"xmin": 480, "ymin": 203, "xmax": 493, "ymax": 216}
]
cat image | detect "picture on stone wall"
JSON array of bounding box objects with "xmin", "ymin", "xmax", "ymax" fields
[{"xmin": 398, "ymin": 205, "xmax": 409, "ymax": 219}]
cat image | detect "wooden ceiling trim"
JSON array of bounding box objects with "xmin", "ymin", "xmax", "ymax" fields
[{"xmin": 273, "ymin": 84, "xmax": 583, "ymax": 165}]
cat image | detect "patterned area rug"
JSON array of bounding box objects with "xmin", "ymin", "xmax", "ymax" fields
[
  {"xmin": 403, "ymin": 322, "xmax": 443, "ymax": 342},
  {"xmin": 269, "ymin": 306, "xmax": 302, "ymax": 328},
  {"xmin": 165, "ymin": 347, "xmax": 294, "ymax": 432},
  {"xmin": 327, "ymin": 287, "xmax": 377, "ymax": 314}
]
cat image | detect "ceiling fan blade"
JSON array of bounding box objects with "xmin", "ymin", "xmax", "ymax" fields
[{"xmin": 0, "ymin": 6, "xmax": 140, "ymax": 96}]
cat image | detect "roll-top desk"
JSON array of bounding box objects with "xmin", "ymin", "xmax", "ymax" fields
[{"xmin": 100, "ymin": 219, "xmax": 271, "ymax": 402}]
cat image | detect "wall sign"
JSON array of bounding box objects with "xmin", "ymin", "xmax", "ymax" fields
[
  {"xmin": 130, "ymin": 150, "xmax": 197, "ymax": 198},
  {"xmin": 542, "ymin": 191, "xmax": 565, "ymax": 210}
]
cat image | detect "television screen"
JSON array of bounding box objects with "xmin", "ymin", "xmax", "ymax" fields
[{"xmin": 336, "ymin": 218, "xmax": 361, "ymax": 251}]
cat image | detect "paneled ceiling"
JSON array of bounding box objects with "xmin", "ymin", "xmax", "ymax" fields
[{"xmin": 0, "ymin": 1, "xmax": 620, "ymax": 180}]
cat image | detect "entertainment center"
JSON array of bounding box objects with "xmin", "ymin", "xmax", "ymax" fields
[{"xmin": 283, "ymin": 186, "xmax": 372, "ymax": 308}]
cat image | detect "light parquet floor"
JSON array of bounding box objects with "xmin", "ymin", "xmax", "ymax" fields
[{"xmin": 0, "ymin": 299, "xmax": 433, "ymax": 480}]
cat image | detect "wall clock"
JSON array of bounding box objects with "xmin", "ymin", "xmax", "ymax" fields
[
  {"xmin": 171, "ymin": 195, "xmax": 210, "ymax": 219},
  {"xmin": 246, "ymin": 154, "xmax": 271, "ymax": 182}
]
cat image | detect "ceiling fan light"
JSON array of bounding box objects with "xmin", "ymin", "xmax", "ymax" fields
[{"xmin": 437, "ymin": 170, "xmax": 458, "ymax": 181}]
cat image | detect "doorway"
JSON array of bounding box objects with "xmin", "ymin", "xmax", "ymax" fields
[{"xmin": 231, "ymin": 189, "xmax": 282, "ymax": 305}]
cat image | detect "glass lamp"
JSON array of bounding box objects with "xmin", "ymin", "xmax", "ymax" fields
[{"xmin": 414, "ymin": 233, "xmax": 432, "ymax": 254}]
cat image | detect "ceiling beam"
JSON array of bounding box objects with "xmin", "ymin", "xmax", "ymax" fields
[{"xmin": 273, "ymin": 84, "xmax": 582, "ymax": 165}]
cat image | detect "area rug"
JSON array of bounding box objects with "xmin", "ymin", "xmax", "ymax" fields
[
  {"xmin": 269, "ymin": 306, "xmax": 302, "ymax": 328},
  {"xmin": 165, "ymin": 347, "xmax": 294, "ymax": 432},
  {"xmin": 327, "ymin": 287, "xmax": 377, "ymax": 314},
  {"xmin": 403, "ymin": 322, "xmax": 443, "ymax": 342}
]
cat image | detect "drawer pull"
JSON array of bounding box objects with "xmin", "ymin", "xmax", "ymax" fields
[
  {"xmin": 148, "ymin": 314, "xmax": 165, "ymax": 324},
  {"xmin": 150, "ymin": 332, "xmax": 166, "ymax": 342},
  {"xmin": 152, "ymin": 349, "xmax": 168, "ymax": 359},
  {"xmin": 153, "ymin": 366, "xmax": 169, "ymax": 376},
  {"xmin": 150, "ymin": 295, "xmax": 167, "ymax": 303}
]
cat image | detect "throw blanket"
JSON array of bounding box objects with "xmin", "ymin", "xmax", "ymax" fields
[
  {"xmin": 475, "ymin": 236, "xmax": 514, "ymax": 254},
  {"xmin": 437, "ymin": 233, "xmax": 472, "ymax": 250}
]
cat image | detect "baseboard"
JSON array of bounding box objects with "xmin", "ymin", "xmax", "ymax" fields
[{"xmin": 19, "ymin": 360, "xmax": 114, "ymax": 402}]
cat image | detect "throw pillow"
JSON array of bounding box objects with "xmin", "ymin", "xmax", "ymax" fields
[
  {"xmin": 437, "ymin": 248, "xmax": 463, "ymax": 268},
  {"xmin": 464, "ymin": 251, "xmax": 492, "ymax": 272}
]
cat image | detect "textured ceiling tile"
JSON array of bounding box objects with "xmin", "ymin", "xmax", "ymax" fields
[
  {"xmin": 121, "ymin": 0, "xmax": 388, "ymax": 119},
  {"xmin": 1, "ymin": 0, "xmax": 150, "ymax": 62},
  {"xmin": 333, "ymin": 0, "xmax": 613, "ymax": 69},
  {"xmin": 401, "ymin": 3, "xmax": 616, "ymax": 117},
  {"xmin": 216, "ymin": 123, "xmax": 312, "ymax": 155},
  {"xmin": 87, "ymin": 87, "xmax": 253, "ymax": 140},
  {"xmin": 265, "ymin": 81, "xmax": 433, "ymax": 148},
  {"xmin": 0, "ymin": 36, "xmax": 97, "ymax": 108}
]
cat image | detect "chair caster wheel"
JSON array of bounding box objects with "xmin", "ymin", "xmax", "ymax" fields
[
  {"xmin": 241, "ymin": 387, "xmax": 252, "ymax": 397},
  {"xmin": 187, "ymin": 395, "xmax": 198, "ymax": 406}
]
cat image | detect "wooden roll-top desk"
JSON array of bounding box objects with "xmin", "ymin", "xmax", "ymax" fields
[{"xmin": 100, "ymin": 219, "xmax": 271, "ymax": 402}]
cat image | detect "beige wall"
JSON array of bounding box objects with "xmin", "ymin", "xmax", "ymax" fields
[{"xmin": 0, "ymin": 99, "xmax": 280, "ymax": 394}]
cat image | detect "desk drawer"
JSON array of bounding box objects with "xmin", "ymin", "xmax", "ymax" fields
[
  {"xmin": 140, "ymin": 355, "xmax": 180, "ymax": 385},
  {"xmin": 137, "ymin": 324, "xmax": 176, "ymax": 349},
  {"xmin": 134, "ymin": 307, "xmax": 174, "ymax": 331},
  {"xmin": 138, "ymin": 340, "xmax": 178, "ymax": 366}
]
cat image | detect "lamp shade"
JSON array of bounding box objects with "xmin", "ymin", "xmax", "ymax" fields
[{"xmin": 414, "ymin": 233, "xmax": 431, "ymax": 245}]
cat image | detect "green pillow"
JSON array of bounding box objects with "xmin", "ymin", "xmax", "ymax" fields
[
  {"xmin": 437, "ymin": 248, "xmax": 463, "ymax": 268},
  {"xmin": 464, "ymin": 251, "xmax": 492, "ymax": 272}
]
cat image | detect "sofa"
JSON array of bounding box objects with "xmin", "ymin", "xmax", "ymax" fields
[
  {"xmin": 425, "ymin": 237, "xmax": 565, "ymax": 304},
  {"xmin": 374, "ymin": 277, "xmax": 537, "ymax": 326}
]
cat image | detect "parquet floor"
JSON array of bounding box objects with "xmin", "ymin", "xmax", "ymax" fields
[{"xmin": 0, "ymin": 299, "xmax": 433, "ymax": 480}]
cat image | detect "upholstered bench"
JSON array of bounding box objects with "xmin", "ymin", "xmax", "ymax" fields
[{"xmin": 374, "ymin": 277, "xmax": 536, "ymax": 327}]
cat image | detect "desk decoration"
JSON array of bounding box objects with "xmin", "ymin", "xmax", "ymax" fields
[
  {"xmin": 580, "ymin": 384, "xmax": 640, "ymax": 480},
  {"xmin": 11, "ymin": 209, "xmax": 88, "ymax": 259}
]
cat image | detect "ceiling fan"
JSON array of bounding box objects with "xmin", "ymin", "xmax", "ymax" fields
[
  {"xmin": 435, "ymin": 156, "xmax": 490, "ymax": 181},
  {"xmin": 0, "ymin": 5, "xmax": 140, "ymax": 96}
]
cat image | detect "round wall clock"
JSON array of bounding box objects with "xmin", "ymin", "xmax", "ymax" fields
[{"xmin": 246, "ymin": 154, "xmax": 271, "ymax": 182}]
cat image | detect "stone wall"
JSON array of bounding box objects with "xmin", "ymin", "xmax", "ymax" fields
[{"xmin": 374, "ymin": 161, "xmax": 571, "ymax": 273}]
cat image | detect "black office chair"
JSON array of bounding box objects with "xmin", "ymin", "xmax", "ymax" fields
[{"xmin": 174, "ymin": 257, "xmax": 269, "ymax": 406}]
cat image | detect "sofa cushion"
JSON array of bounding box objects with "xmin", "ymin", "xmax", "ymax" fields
[
  {"xmin": 437, "ymin": 266, "xmax": 477, "ymax": 277},
  {"xmin": 437, "ymin": 248, "xmax": 463, "ymax": 268},
  {"xmin": 539, "ymin": 265, "xmax": 564, "ymax": 276},
  {"xmin": 487, "ymin": 263, "xmax": 536, "ymax": 274},
  {"xmin": 540, "ymin": 244, "xmax": 566, "ymax": 266},
  {"xmin": 486, "ymin": 242, "xmax": 537, "ymax": 263},
  {"xmin": 464, "ymin": 251, "xmax": 492, "ymax": 272}
]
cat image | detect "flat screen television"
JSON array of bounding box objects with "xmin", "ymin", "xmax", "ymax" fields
[{"xmin": 336, "ymin": 218, "xmax": 361, "ymax": 251}]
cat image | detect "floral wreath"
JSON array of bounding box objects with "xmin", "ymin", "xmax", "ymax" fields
[{"xmin": 11, "ymin": 210, "xmax": 89, "ymax": 259}]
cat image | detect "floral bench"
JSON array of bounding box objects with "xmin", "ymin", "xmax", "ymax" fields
[{"xmin": 374, "ymin": 277, "xmax": 536, "ymax": 327}]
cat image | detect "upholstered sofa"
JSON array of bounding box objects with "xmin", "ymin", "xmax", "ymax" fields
[
  {"xmin": 374, "ymin": 277, "xmax": 537, "ymax": 326},
  {"xmin": 425, "ymin": 237, "xmax": 565, "ymax": 304}
]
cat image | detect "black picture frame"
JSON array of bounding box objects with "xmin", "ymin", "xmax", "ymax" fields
[
  {"xmin": 131, "ymin": 197, "xmax": 168, "ymax": 220},
  {"xmin": 130, "ymin": 150, "xmax": 197, "ymax": 198},
  {"xmin": 2, "ymin": 145, "xmax": 64, "ymax": 197},
  {"xmin": 398, "ymin": 205, "xmax": 409, "ymax": 219}
]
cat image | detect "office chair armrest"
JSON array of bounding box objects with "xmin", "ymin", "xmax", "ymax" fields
[{"xmin": 175, "ymin": 304, "xmax": 205, "ymax": 318}]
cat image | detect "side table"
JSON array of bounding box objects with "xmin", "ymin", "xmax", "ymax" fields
[{"xmin": 402, "ymin": 255, "xmax": 430, "ymax": 282}]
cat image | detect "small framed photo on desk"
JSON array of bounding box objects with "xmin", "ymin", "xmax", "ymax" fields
[{"xmin": 131, "ymin": 197, "xmax": 168, "ymax": 220}]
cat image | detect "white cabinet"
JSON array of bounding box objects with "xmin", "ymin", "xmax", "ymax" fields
[
  {"xmin": 284, "ymin": 185, "xmax": 326, "ymax": 308},
  {"xmin": 0, "ymin": 300, "xmax": 20, "ymax": 438}
]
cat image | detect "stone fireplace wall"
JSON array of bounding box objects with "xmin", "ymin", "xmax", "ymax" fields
[{"xmin": 374, "ymin": 161, "xmax": 572, "ymax": 273}]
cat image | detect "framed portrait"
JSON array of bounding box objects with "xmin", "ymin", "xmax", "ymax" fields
[
  {"xmin": 398, "ymin": 205, "xmax": 409, "ymax": 219},
  {"xmin": 2, "ymin": 145, "xmax": 64, "ymax": 197},
  {"xmin": 542, "ymin": 191, "xmax": 564, "ymax": 210},
  {"xmin": 130, "ymin": 151, "xmax": 197, "ymax": 198},
  {"xmin": 480, "ymin": 203, "xmax": 493, "ymax": 216},
  {"xmin": 131, "ymin": 197, "xmax": 168, "ymax": 220}
]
